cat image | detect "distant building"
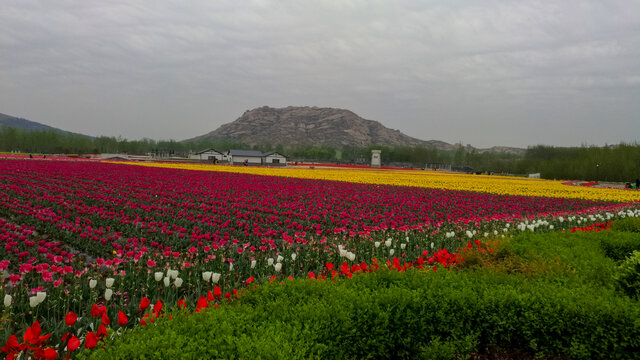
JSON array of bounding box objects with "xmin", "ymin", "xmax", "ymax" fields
[
  {"xmin": 99, "ymin": 153, "xmax": 130, "ymax": 161},
  {"xmin": 189, "ymin": 148, "xmax": 225, "ymax": 162},
  {"xmin": 263, "ymin": 151, "xmax": 288, "ymax": 166},
  {"xmin": 227, "ymin": 149, "xmax": 264, "ymax": 165},
  {"xmin": 371, "ymin": 150, "xmax": 381, "ymax": 167}
]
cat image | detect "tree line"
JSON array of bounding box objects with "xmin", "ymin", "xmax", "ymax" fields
[{"xmin": 1, "ymin": 126, "xmax": 638, "ymax": 182}]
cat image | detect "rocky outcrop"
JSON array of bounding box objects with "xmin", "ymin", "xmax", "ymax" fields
[{"xmin": 188, "ymin": 106, "xmax": 447, "ymax": 149}]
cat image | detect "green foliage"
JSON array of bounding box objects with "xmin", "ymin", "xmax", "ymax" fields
[
  {"xmin": 599, "ymin": 232, "xmax": 640, "ymax": 261},
  {"xmin": 474, "ymin": 232, "xmax": 619, "ymax": 288},
  {"xmin": 522, "ymin": 143, "xmax": 640, "ymax": 181},
  {"xmin": 614, "ymin": 250, "xmax": 640, "ymax": 299},
  {"xmin": 611, "ymin": 217, "xmax": 640, "ymax": 233},
  {"xmin": 80, "ymin": 269, "xmax": 640, "ymax": 360}
]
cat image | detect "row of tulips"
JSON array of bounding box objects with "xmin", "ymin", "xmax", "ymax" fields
[
  {"xmin": 2, "ymin": 246, "xmax": 470, "ymax": 360},
  {"xmin": 3, "ymin": 205, "xmax": 639, "ymax": 356}
]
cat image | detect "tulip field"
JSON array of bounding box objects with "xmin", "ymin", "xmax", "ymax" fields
[{"xmin": 1, "ymin": 158, "xmax": 640, "ymax": 358}]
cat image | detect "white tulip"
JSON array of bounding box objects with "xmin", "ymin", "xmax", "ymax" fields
[
  {"xmin": 170, "ymin": 270, "xmax": 179, "ymax": 279},
  {"xmin": 400, "ymin": 243, "xmax": 406, "ymax": 250},
  {"xmin": 4, "ymin": 294, "xmax": 12, "ymax": 307},
  {"xmin": 105, "ymin": 277, "xmax": 115, "ymax": 288},
  {"xmin": 374, "ymin": 241, "xmax": 381, "ymax": 248},
  {"xmin": 174, "ymin": 277, "xmax": 183, "ymax": 288},
  {"xmin": 385, "ymin": 239, "xmax": 392, "ymax": 247},
  {"xmin": 430, "ymin": 242, "xmax": 434, "ymax": 249},
  {"xmin": 154, "ymin": 272, "xmax": 164, "ymax": 282},
  {"xmin": 229, "ymin": 262, "xmax": 234, "ymax": 271},
  {"xmin": 29, "ymin": 296, "xmax": 39, "ymax": 308},
  {"xmin": 277, "ymin": 255, "xmax": 284, "ymax": 263},
  {"xmin": 274, "ymin": 263, "xmax": 282, "ymax": 272},
  {"xmin": 267, "ymin": 258, "xmax": 274, "ymax": 266},
  {"xmin": 291, "ymin": 253, "xmax": 297, "ymax": 261},
  {"xmin": 389, "ymin": 249, "xmax": 395, "ymax": 256},
  {"xmin": 105, "ymin": 288, "xmax": 113, "ymax": 301},
  {"xmin": 163, "ymin": 276, "xmax": 170, "ymax": 287},
  {"xmin": 251, "ymin": 260, "xmax": 256, "ymax": 269},
  {"xmin": 89, "ymin": 279, "xmax": 97, "ymax": 289},
  {"xmin": 202, "ymin": 271, "xmax": 212, "ymax": 282},
  {"xmin": 347, "ymin": 252, "xmax": 356, "ymax": 262},
  {"xmin": 211, "ymin": 272, "xmax": 221, "ymax": 283},
  {"xmin": 36, "ymin": 291, "xmax": 46, "ymax": 303}
]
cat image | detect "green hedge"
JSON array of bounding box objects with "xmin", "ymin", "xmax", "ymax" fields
[
  {"xmin": 80, "ymin": 269, "xmax": 639, "ymax": 360},
  {"xmin": 77, "ymin": 229, "xmax": 640, "ymax": 360},
  {"xmin": 611, "ymin": 217, "xmax": 640, "ymax": 233}
]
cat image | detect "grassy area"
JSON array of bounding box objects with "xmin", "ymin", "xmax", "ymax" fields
[{"xmin": 79, "ymin": 225, "xmax": 640, "ymax": 360}]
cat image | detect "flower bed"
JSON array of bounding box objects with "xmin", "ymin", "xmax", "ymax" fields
[{"xmin": 1, "ymin": 158, "xmax": 640, "ymax": 358}]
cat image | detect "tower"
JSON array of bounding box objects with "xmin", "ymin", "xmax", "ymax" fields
[{"xmin": 371, "ymin": 150, "xmax": 381, "ymax": 167}]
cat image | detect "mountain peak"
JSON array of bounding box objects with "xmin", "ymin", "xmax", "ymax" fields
[{"xmin": 186, "ymin": 106, "xmax": 453, "ymax": 149}]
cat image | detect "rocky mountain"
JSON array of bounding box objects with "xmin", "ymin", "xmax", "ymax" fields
[
  {"xmin": 186, "ymin": 106, "xmax": 525, "ymax": 153},
  {"xmin": 0, "ymin": 113, "xmax": 90, "ymax": 137}
]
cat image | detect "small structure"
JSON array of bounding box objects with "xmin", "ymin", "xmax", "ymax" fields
[
  {"xmin": 426, "ymin": 163, "xmax": 453, "ymax": 171},
  {"xmin": 371, "ymin": 150, "xmax": 381, "ymax": 168},
  {"xmin": 99, "ymin": 153, "xmax": 130, "ymax": 161},
  {"xmin": 528, "ymin": 173, "xmax": 541, "ymax": 179},
  {"xmin": 263, "ymin": 151, "xmax": 287, "ymax": 166},
  {"xmin": 227, "ymin": 149, "xmax": 263, "ymax": 165},
  {"xmin": 189, "ymin": 148, "xmax": 225, "ymax": 162}
]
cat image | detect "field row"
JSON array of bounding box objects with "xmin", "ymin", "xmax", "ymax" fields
[{"xmin": 112, "ymin": 161, "xmax": 640, "ymax": 202}]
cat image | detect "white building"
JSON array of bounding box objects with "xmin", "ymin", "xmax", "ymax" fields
[
  {"xmin": 263, "ymin": 151, "xmax": 287, "ymax": 166},
  {"xmin": 189, "ymin": 149, "xmax": 225, "ymax": 162},
  {"xmin": 371, "ymin": 150, "xmax": 381, "ymax": 167},
  {"xmin": 227, "ymin": 149, "xmax": 264, "ymax": 165}
]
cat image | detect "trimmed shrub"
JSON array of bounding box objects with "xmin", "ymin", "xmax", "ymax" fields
[
  {"xmin": 614, "ymin": 250, "xmax": 640, "ymax": 299},
  {"xmin": 611, "ymin": 217, "xmax": 640, "ymax": 233},
  {"xmin": 80, "ymin": 270, "xmax": 640, "ymax": 360},
  {"xmin": 599, "ymin": 232, "xmax": 640, "ymax": 261}
]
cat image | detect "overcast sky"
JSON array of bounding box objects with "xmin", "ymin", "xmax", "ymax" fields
[{"xmin": 1, "ymin": 1, "xmax": 639, "ymax": 148}]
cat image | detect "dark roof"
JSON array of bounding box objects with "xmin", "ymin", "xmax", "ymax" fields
[
  {"xmin": 263, "ymin": 151, "xmax": 288, "ymax": 158},
  {"xmin": 229, "ymin": 149, "xmax": 263, "ymax": 157},
  {"xmin": 195, "ymin": 148, "xmax": 224, "ymax": 155}
]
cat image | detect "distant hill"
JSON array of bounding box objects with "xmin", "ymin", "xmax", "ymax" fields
[
  {"xmin": 185, "ymin": 106, "xmax": 525, "ymax": 153},
  {"xmin": 0, "ymin": 113, "xmax": 90, "ymax": 138}
]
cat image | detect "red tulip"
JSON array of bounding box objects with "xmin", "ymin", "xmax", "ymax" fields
[
  {"xmin": 177, "ymin": 298, "xmax": 186, "ymax": 309},
  {"xmin": 67, "ymin": 335, "xmax": 81, "ymax": 351},
  {"xmin": 139, "ymin": 297, "xmax": 150, "ymax": 310},
  {"xmin": 117, "ymin": 311, "xmax": 128, "ymax": 326},
  {"xmin": 153, "ymin": 300, "xmax": 163, "ymax": 315},
  {"xmin": 65, "ymin": 311, "xmax": 77, "ymax": 326},
  {"xmin": 101, "ymin": 313, "xmax": 110, "ymax": 326},
  {"xmin": 91, "ymin": 304, "xmax": 105, "ymax": 318},
  {"xmin": 85, "ymin": 332, "xmax": 98, "ymax": 349},
  {"xmin": 97, "ymin": 324, "xmax": 108, "ymax": 338},
  {"xmin": 23, "ymin": 320, "xmax": 51, "ymax": 346},
  {"xmin": 1, "ymin": 335, "xmax": 23, "ymax": 354},
  {"xmin": 196, "ymin": 296, "xmax": 208, "ymax": 311},
  {"xmin": 34, "ymin": 347, "xmax": 57, "ymax": 360}
]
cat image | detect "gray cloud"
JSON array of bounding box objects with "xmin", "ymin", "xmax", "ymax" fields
[{"xmin": 1, "ymin": 0, "xmax": 639, "ymax": 147}]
